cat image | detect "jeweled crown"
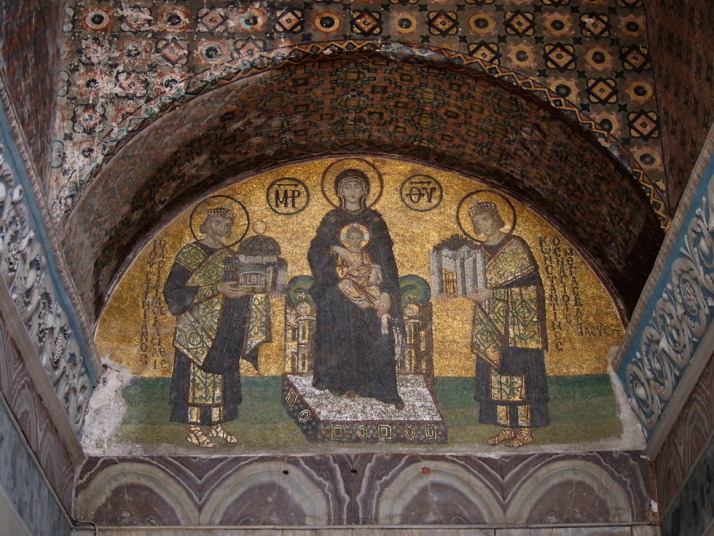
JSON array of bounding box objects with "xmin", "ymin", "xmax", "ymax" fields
[
  {"xmin": 469, "ymin": 199, "xmax": 498, "ymax": 218},
  {"xmin": 206, "ymin": 207, "xmax": 235, "ymax": 220}
]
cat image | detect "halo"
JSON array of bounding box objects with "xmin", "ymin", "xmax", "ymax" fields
[
  {"xmin": 340, "ymin": 223, "xmax": 370, "ymax": 249},
  {"xmin": 321, "ymin": 158, "xmax": 383, "ymax": 209},
  {"xmin": 457, "ymin": 190, "xmax": 517, "ymax": 243},
  {"xmin": 189, "ymin": 195, "xmax": 250, "ymax": 248}
]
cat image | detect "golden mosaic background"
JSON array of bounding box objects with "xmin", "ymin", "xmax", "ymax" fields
[{"xmin": 96, "ymin": 157, "xmax": 623, "ymax": 378}]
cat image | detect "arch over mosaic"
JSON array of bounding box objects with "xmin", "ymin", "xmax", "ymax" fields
[
  {"xmin": 63, "ymin": 55, "xmax": 663, "ymax": 323},
  {"xmin": 55, "ymin": 42, "xmax": 666, "ymax": 221},
  {"xmin": 54, "ymin": 0, "xmax": 670, "ymax": 218}
]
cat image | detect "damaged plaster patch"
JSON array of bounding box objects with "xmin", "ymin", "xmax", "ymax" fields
[
  {"xmin": 81, "ymin": 358, "xmax": 131, "ymax": 455},
  {"xmin": 608, "ymin": 346, "xmax": 647, "ymax": 451}
]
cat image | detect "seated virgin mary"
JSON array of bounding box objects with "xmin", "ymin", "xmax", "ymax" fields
[{"xmin": 307, "ymin": 168, "xmax": 404, "ymax": 409}]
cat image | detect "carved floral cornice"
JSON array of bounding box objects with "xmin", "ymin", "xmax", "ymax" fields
[
  {"xmin": 0, "ymin": 75, "xmax": 97, "ymax": 438},
  {"xmin": 616, "ymin": 123, "xmax": 714, "ymax": 442}
]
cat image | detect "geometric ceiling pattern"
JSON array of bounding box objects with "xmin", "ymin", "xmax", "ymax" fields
[
  {"xmin": 644, "ymin": 0, "xmax": 714, "ymax": 207},
  {"xmin": 54, "ymin": 0, "xmax": 667, "ymax": 221},
  {"xmin": 62, "ymin": 53, "xmax": 663, "ymax": 320}
]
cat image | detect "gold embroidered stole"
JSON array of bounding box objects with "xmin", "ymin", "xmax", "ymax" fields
[
  {"xmin": 471, "ymin": 236, "xmax": 542, "ymax": 368},
  {"xmin": 173, "ymin": 243, "xmax": 233, "ymax": 367},
  {"xmin": 244, "ymin": 293, "xmax": 271, "ymax": 358}
]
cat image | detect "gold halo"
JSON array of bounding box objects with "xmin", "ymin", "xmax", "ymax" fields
[
  {"xmin": 457, "ymin": 190, "xmax": 517, "ymax": 243},
  {"xmin": 321, "ymin": 158, "xmax": 383, "ymax": 208},
  {"xmin": 189, "ymin": 195, "xmax": 250, "ymax": 247},
  {"xmin": 340, "ymin": 223, "xmax": 370, "ymax": 249}
]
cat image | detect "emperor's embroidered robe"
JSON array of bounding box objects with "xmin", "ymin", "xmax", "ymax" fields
[
  {"xmin": 164, "ymin": 242, "xmax": 269, "ymax": 425},
  {"xmin": 471, "ymin": 234, "xmax": 550, "ymax": 429}
]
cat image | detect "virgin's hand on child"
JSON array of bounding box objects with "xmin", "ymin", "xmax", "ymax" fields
[{"xmin": 377, "ymin": 292, "xmax": 391, "ymax": 316}]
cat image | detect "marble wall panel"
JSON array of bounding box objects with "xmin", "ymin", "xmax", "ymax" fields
[
  {"xmin": 654, "ymin": 349, "xmax": 714, "ymax": 518},
  {"xmin": 74, "ymin": 528, "xmax": 662, "ymax": 536},
  {"xmin": 75, "ymin": 452, "xmax": 655, "ymax": 527},
  {"xmin": 501, "ymin": 452, "xmax": 653, "ymax": 525},
  {"xmin": 366, "ymin": 456, "xmax": 504, "ymax": 525},
  {"xmin": 0, "ymin": 312, "xmax": 75, "ymax": 510},
  {"xmin": 659, "ymin": 434, "xmax": 714, "ymax": 536},
  {"xmin": 0, "ymin": 395, "xmax": 72, "ymax": 536}
]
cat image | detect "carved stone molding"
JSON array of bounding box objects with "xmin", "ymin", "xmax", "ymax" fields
[
  {"xmin": 0, "ymin": 73, "xmax": 100, "ymax": 375},
  {"xmin": 616, "ymin": 123, "xmax": 714, "ymax": 440},
  {"xmin": 0, "ymin": 140, "xmax": 94, "ymax": 437}
]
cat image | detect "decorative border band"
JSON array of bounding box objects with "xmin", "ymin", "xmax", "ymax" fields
[
  {"xmin": 0, "ymin": 88, "xmax": 96, "ymax": 436},
  {"xmin": 616, "ymin": 123, "xmax": 714, "ymax": 437}
]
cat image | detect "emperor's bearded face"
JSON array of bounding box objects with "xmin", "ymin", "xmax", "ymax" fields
[
  {"xmin": 471, "ymin": 211, "xmax": 501, "ymax": 237},
  {"xmin": 202, "ymin": 214, "xmax": 234, "ymax": 243}
]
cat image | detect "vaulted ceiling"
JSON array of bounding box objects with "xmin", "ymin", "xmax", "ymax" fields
[
  {"xmin": 61, "ymin": 51, "xmax": 662, "ymax": 319},
  {"xmin": 36, "ymin": 0, "xmax": 690, "ymax": 320}
]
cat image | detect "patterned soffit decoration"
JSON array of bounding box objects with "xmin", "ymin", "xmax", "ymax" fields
[
  {"xmin": 0, "ymin": 88, "xmax": 95, "ymax": 437},
  {"xmin": 54, "ymin": 38, "xmax": 669, "ymax": 228},
  {"xmin": 616, "ymin": 129, "xmax": 714, "ymax": 438}
]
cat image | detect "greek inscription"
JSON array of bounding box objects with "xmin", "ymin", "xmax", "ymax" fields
[
  {"xmin": 540, "ymin": 236, "xmax": 620, "ymax": 344},
  {"xmin": 267, "ymin": 177, "xmax": 310, "ymax": 215},
  {"xmin": 400, "ymin": 174, "xmax": 443, "ymax": 212},
  {"xmin": 141, "ymin": 239, "xmax": 170, "ymax": 370},
  {"xmin": 539, "ymin": 236, "xmax": 584, "ymax": 351},
  {"xmin": 577, "ymin": 324, "xmax": 621, "ymax": 338}
]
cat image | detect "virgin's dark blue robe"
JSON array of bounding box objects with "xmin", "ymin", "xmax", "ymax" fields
[{"xmin": 308, "ymin": 207, "xmax": 403, "ymax": 405}]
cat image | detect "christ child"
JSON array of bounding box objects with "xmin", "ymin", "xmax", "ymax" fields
[{"xmin": 331, "ymin": 224, "xmax": 391, "ymax": 334}]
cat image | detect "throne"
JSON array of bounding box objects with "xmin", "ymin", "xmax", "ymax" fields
[{"xmin": 281, "ymin": 275, "xmax": 446, "ymax": 444}]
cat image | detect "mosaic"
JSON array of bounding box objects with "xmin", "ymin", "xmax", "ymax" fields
[
  {"xmin": 54, "ymin": 0, "xmax": 668, "ymax": 224},
  {"xmin": 645, "ymin": 0, "xmax": 714, "ymax": 207},
  {"xmin": 94, "ymin": 157, "xmax": 627, "ymax": 451}
]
